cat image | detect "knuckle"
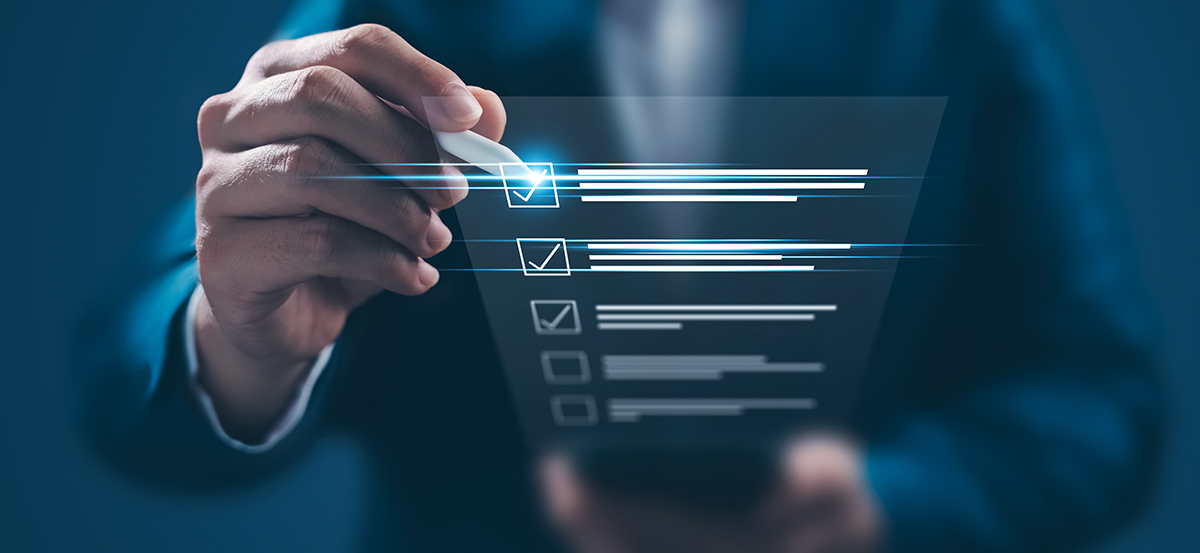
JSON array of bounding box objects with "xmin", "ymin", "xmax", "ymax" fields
[
  {"xmin": 195, "ymin": 153, "xmax": 240, "ymax": 206},
  {"xmin": 376, "ymin": 246, "xmax": 407, "ymax": 281},
  {"xmin": 391, "ymin": 193, "xmax": 434, "ymax": 252},
  {"xmin": 278, "ymin": 137, "xmax": 337, "ymax": 179},
  {"xmin": 195, "ymin": 162, "xmax": 219, "ymax": 194},
  {"xmin": 287, "ymin": 65, "xmax": 351, "ymax": 112},
  {"xmin": 381, "ymin": 248, "xmax": 423, "ymax": 294},
  {"xmin": 391, "ymin": 130, "xmax": 439, "ymax": 172},
  {"xmin": 408, "ymin": 54, "xmax": 445, "ymax": 83},
  {"xmin": 334, "ymin": 24, "xmax": 394, "ymax": 60},
  {"xmin": 394, "ymin": 191, "xmax": 432, "ymax": 233},
  {"xmin": 295, "ymin": 217, "xmax": 345, "ymax": 266},
  {"xmin": 248, "ymin": 40, "xmax": 283, "ymax": 70},
  {"xmin": 196, "ymin": 93, "xmax": 231, "ymax": 141},
  {"xmin": 421, "ymin": 188, "xmax": 454, "ymax": 211}
]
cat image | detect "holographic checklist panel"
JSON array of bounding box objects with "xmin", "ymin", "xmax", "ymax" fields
[{"xmin": 447, "ymin": 97, "xmax": 946, "ymax": 450}]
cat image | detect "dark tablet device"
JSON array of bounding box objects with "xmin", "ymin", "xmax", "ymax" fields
[{"xmin": 571, "ymin": 444, "xmax": 780, "ymax": 514}]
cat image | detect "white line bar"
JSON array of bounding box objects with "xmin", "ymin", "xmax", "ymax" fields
[
  {"xmin": 586, "ymin": 243, "xmax": 851, "ymax": 250},
  {"xmin": 605, "ymin": 362, "xmax": 819, "ymax": 369},
  {"xmin": 606, "ymin": 364, "xmax": 823, "ymax": 373},
  {"xmin": 604, "ymin": 371, "xmax": 723, "ymax": 380},
  {"xmin": 605, "ymin": 355, "xmax": 766, "ymax": 363},
  {"xmin": 597, "ymin": 305, "xmax": 836, "ymax": 311},
  {"xmin": 612, "ymin": 406, "xmax": 744, "ymax": 413},
  {"xmin": 610, "ymin": 399, "xmax": 815, "ymax": 409},
  {"xmin": 610, "ymin": 410, "xmax": 744, "ymax": 417},
  {"xmin": 577, "ymin": 169, "xmax": 868, "ymax": 176},
  {"xmin": 589, "ymin": 254, "xmax": 783, "ymax": 261},
  {"xmin": 605, "ymin": 361, "xmax": 768, "ymax": 367},
  {"xmin": 605, "ymin": 362, "xmax": 767, "ymax": 367},
  {"xmin": 580, "ymin": 195, "xmax": 797, "ymax": 202},
  {"xmin": 589, "ymin": 265, "xmax": 815, "ymax": 272},
  {"xmin": 597, "ymin": 322, "xmax": 683, "ymax": 330},
  {"xmin": 579, "ymin": 182, "xmax": 864, "ymax": 190},
  {"xmin": 597, "ymin": 313, "xmax": 814, "ymax": 321}
]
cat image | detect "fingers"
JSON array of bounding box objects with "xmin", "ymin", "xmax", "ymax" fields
[
  {"xmin": 242, "ymin": 24, "xmax": 481, "ymax": 131},
  {"xmin": 762, "ymin": 435, "xmax": 881, "ymax": 553},
  {"xmin": 200, "ymin": 65, "xmax": 464, "ymax": 209},
  {"xmin": 199, "ymin": 214, "xmax": 438, "ymax": 305},
  {"xmin": 467, "ymin": 86, "xmax": 507, "ymax": 141},
  {"xmin": 541, "ymin": 454, "xmax": 597, "ymax": 533},
  {"xmin": 780, "ymin": 435, "xmax": 863, "ymax": 507},
  {"xmin": 540, "ymin": 454, "xmax": 631, "ymax": 553},
  {"xmin": 198, "ymin": 138, "xmax": 452, "ymax": 260}
]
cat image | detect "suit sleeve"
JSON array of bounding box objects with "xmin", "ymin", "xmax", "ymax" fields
[
  {"xmin": 866, "ymin": 2, "xmax": 1164, "ymax": 552},
  {"xmin": 71, "ymin": 197, "xmax": 342, "ymax": 488},
  {"xmin": 69, "ymin": 0, "xmax": 359, "ymax": 487}
]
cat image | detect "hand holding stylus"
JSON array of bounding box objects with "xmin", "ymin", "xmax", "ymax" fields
[{"xmin": 191, "ymin": 24, "xmax": 505, "ymax": 443}]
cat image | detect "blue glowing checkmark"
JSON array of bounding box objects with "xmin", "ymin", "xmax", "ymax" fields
[
  {"xmin": 503, "ymin": 163, "xmax": 558, "ymax": 208},
  {"xmin": 509, "ymin": 169, "xmax": 549, "ymax": 202}
]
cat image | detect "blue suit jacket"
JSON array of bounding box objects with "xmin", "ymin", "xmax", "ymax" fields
[{"xmin": 74, "ymin": 1, "xmax": 1164, "ymax": 551}]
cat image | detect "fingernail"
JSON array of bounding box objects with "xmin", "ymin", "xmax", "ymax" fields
[
  {"xmin": 441, "ymin": 83, "xmax": 482, "ymax": 123},
  {"xmin": 417, "ymin": 259, "xmax": 440, "ymax": 288},
  {"xmin": 441, "ymin": 165, "xmax": 469, "ymax": 204},
  {"xmin": 426, "ymin": 214, "xmax": 453, "ymax": 253}
]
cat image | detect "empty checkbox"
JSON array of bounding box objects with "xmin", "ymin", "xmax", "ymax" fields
[
  {"xmin": 550, "ymin": 395, "xmax": 598, "ymax": 426},
  {"xmin": 541, "ymin": 351, "xmax": 590, "ymax": 384}
]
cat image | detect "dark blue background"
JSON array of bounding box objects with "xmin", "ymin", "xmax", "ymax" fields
[{"xmin": 0, "ymin": 1, "xmax": 1195, "ymax": 551}]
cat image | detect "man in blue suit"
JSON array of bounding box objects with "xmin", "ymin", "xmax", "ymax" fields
[{"xmin": 75, "ymin": 0, "xmax": 1163, "ymax": 551}]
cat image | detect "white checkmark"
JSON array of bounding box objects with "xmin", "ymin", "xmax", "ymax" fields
[
  {"xmin": 510, "ymin": 169, "xmax": 549, "ymax": 202},
  {"xmin": 528, "ymin": 243, "xmax": 564, "ymax": 270},
  {"xmin": 539, "ymin": 304, "xmax": 574, "ymax": 330}
]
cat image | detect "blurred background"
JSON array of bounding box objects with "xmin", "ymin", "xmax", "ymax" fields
[{"xmin": 0, "ymin": 0, "xmax": 1195, "ymax": 550}]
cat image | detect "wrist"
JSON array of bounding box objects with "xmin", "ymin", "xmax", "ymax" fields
[{"xmin": 193, "ymin": 289, "xmax": 315, "ymax": 443}]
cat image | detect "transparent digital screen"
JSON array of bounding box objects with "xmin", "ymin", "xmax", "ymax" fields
[{"xmin": 440, "ymin": 97, "xmax": 946, "ymax": 450}]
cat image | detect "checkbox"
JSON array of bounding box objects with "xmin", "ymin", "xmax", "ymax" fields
[
  {"xmin": 502, "ymin": 162, "xmax": 558, "ymax": 208},
  {"xmin": 530, "ymin": 300, "xmax": 582, "ymax": 335},
  {"xmin": 517, "ymin": 238, "xmax": 571, "ymax": 276},
  {"xmin": 550, "ymin": 395, "xmax": 597, "ymax": 426},
  {"xmin": 541, "ymin": 351, "xmax": 590, "ymax": 384}
]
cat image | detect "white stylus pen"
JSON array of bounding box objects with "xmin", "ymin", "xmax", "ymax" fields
[{"xmin": 433, "ymin": 130, "xmax": 543, "ymax": 182}]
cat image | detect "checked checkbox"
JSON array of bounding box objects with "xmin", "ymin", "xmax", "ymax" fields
[
  {"xmin": 530, "ymin": 300, "xmax": 582, "ymax": 335},
  {"xmin": 502, "ymin": 162, "xmax": 558, "ymax": 208},
  {"xmin": 517, "ymin": 238, "xmax": 571, "ymax": 276}
]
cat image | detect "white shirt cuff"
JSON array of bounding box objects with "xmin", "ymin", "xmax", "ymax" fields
[{"xmin": 184, "ymin": 285, "xmax": 335, "ymax": 454}]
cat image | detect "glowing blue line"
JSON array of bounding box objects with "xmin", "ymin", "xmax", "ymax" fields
[
  {"xmin": 588, "ymin": 266, "xmax": 815, "ymax": 272},
  {"xmin": 566, "ymin": 175, "xmax": 884, "ymax": 181},
  {"xmin": 436, "ymin": 268, "xmax": 885, "ymax": 272},
  {"xmin": 577, "ymin": 169, "xmax": 867, "ymax": 177},
  {"xmin": 579, "ymin": 182, "xmax": 864, "ymax": 190},
  {"xmin": 447, "ymin": 239, "xmax": 958, "ymax": 247},
  {"xmin": 587, "ymin": 243, "xmax": 850, "ymax": 250}
]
